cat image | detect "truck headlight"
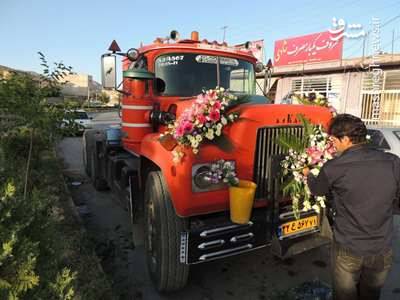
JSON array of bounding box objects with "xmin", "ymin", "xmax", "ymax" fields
[{"xmin": 193, "ymin": 166, "xmax": 213, "ymax": 189}]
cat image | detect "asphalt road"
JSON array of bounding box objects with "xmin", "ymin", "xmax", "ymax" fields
[{"xmin": 56, "ymin": 111, "xmax": 400, "ymax": 300}]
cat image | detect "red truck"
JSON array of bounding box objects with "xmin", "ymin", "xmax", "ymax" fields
[{"xmin": 83, "ymin": 30, "xmax": 333, "ymax": 292}]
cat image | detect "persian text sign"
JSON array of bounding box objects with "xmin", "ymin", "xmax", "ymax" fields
[{"xmin": 274, "ymin": 31, "xmax": 343, "ymax": 66}]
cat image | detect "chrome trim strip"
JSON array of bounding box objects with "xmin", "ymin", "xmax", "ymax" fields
[
  {"xmin": 198, "ymin": 239, "xmax": 225, "ymax": 250},
  {"xmin": 121, "ymin": 105, "xmax": 153, "ymax": 110},
  {"xmin": 199, "ymin": 221, "xmax": 254, "ymax": 237},
  {"xmin": 122, "ymin": 122, "xmax": 151, "ymax": 128},
  {"xmin": 188, "ymin": 244, "xmax": 267, "ymax": 265},
  {"xmin": 230, "ymin": 232, "xmax": 254, "ymax": 243},
  {"xmin": 199, "ymin": 244, "xmax": 253, "ymax": 261}
]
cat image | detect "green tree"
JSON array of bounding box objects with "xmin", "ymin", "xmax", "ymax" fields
[
  {"xmin": 0, "ymin": 54, "xmax": 77, "ymax": 299},
  {"xmin": 98, "ymin": 91, "xmax": 110, "ymax": 105}
]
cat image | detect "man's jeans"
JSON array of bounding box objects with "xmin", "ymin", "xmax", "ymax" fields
[{"xmin": 331, "ymin": 242, "xmax": 393, "ymax": 300}]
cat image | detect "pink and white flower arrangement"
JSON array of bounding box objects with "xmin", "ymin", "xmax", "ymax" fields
[
  {"xmin": 280, "ymin": 122, "xmax": 336, "ymax": 218},
  {"xmin": 208, "ymin": 159, "xmax": 239, "ymax": 186},
  {"xmin": 163, "ymin": 87, "xmax": 240, "ymax": 163}
]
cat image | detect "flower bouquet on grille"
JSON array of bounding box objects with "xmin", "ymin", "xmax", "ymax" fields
[
  {"xmin": 278, "ymin": 115, "xmax": 336, "ymax": 219},
  {"xmin": 159, "ymin": 87, "xmax": 248, "ymax": 164}
]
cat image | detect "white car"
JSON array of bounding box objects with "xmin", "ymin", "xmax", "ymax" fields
[
  {"xmin": 62, "ymin": 110, "xmax": 93, "ymax": 133},
  {"xmin": 367, "ymin": 127, "xmax": 400, "ymax": 157}
]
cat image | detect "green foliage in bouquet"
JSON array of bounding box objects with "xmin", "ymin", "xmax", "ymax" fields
[{"xmin": 276, "ymin": 114, "xmax": 336, "ymax": 219}]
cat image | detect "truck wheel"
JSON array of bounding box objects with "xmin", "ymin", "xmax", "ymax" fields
[
  {"xmin": 90, "ymin": 148, "xmax": 108, "ymax": 191},
  {"xmin": 144, "ymin": 171, "xmax": 189, "ymax": 292}
]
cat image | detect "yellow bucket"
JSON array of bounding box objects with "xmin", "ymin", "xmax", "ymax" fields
[{"xmin": 229, "ymin": 180, "xmax": 257, "ymax": 224}]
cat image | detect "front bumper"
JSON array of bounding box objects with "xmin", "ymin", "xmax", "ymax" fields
[{"xmin": 180, "ymin": 208, "xmax": 268, "ymax": 264}]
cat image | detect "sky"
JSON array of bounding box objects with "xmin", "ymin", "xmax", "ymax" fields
[{"xmin": 1, "ymin": 0, "xmax": 400, "ymax": 82}]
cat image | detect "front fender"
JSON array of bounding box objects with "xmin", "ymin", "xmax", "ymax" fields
[{"xmin": 141, "ymin": 134, "xmax": 236, "ymax": 217}]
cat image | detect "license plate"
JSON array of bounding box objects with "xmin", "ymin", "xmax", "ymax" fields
[{"xmin": 279, "ymin": 215, "xmax": 319, "ymax": 238}]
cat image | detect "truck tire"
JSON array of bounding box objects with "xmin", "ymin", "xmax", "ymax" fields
[
  {"xmin": 144, "ymin": 171, "xmax": 189, "ymax": 292},
  {"xmin": 90, "ymin": 150, "xmax": 108, "ymax": 191}
]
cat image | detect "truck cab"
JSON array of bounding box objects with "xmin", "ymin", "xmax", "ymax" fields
[{"xmin": 83, "ymin": 30, "xmax": 333, "ymax": 292}]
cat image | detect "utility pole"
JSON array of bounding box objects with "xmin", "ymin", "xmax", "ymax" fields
[
  {"xmin": 362, "ymin": 35, "xmax": 367, "ymax": 64},
  {"xmin": 221, "ymin": 26, "xmax": 228, "ymax": 42},
  {"xmin": 392, "ymin": 29, "xmax": 395, "ymax": 60}
]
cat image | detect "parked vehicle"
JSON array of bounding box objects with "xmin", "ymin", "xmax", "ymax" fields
[
  {"xmin": 83, "ymin": 30, "xmax": 333, "ymax": 292},
  {"xmin": 63, "ymin": 109, "xmax": 93, "ymax": 133},
  {"xmin": 367, "ymin": 127, "xmax": 400, "ymax": 157}
]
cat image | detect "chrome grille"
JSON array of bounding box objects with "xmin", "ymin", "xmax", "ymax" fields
[{"xmin": 253, "ymin": 126, "xmax": 304, "ymax": 199}]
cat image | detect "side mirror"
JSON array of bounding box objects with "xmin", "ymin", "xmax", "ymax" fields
[
  {"xmin": 255, "ymin": 62, "xmax": 265, "ymax": 73},
  {"xmin": 101, "ymin": 54, "xmax": 117, "ymax": 89}
]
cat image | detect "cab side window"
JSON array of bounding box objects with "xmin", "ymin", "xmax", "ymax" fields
[{"xmin": 367, "ymin": 129, "xmax": 390, "ymax": 150}]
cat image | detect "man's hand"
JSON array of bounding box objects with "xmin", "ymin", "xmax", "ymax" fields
[{"xmin": 302, "ymin": 167, "xmax": 310, "ymax": 176}]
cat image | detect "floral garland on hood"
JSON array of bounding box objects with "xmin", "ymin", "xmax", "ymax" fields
[{"xmin": 160, "ymin": 87, "xmax": 247, "ymax": 163}]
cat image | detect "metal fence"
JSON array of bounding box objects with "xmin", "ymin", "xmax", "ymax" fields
[{"xmin": 361, "ymin": 92, "xmax": 400, "ymax": 126}]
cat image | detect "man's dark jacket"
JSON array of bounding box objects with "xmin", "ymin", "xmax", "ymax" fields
[{"xmin": 308, "ymin": 144, "xmax": 400, "ymax": 256}]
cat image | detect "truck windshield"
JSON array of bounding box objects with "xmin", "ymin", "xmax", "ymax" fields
[{"xmin": 154, "ymin": 53, "xmax": 255, "ymax": 97}]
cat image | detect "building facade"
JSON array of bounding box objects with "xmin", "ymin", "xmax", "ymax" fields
[{"xmin": 257, "ymin": 54, "xmax": 400, "ymax": 126}]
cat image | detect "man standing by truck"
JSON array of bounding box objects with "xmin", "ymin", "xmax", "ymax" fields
[{"xmin": 303, "ymin": 114, "xmax": 400, "ymax": 300}]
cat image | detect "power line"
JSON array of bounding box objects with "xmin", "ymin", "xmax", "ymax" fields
[
  {"xmin": 228, "ymin": 0, "xmax": 400, "ymax": 45},
  {"xmin": 227, "ymin": 0, "xmax": 369, "ymax": 42}
]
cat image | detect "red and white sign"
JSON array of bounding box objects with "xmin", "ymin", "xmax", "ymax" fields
[{"xmin": 274, "ymin": 31, "xmax": 343, "ymax": 66}]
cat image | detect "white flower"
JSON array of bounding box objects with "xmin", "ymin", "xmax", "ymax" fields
[
  {"xmin": 319, "ymin": 199, "xmax": 326, "ymax": 208},
  {"xmin": 172, "ymin": 150, "xmax": 184, "ymax": 164},
  {"xmin": 303, "ymin": 200, "xmax": 312, "ymax": 211},
  {"xmin": 310, "ymin": 168, "xmax": 320, "ymax": 176},
  {"xmin": 191, "ymin": 140, "xmax": 199, "ymax": 148},
  {"xmin": 205, "ymin": 129, "xmax": 214, "ymax": 140},
  {"xmin": 221, "ymin": 116, "xmax": 228, "ymax": 125},
  {"xmin": 195, "ymin": 135, "xmax": 202, "ymax": 142},
  {"xmin": 312, "ymin": 204, "xmax": 320, "ymax": 214}
]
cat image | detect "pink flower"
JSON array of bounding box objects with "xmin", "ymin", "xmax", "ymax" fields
[
  {"xmin": 183, "ymin": 121, "xmax": 194, "ymax": 133},
  {"xmin": 207, "ymin": 90, "xmax": 216, "ymax": 100},
  {"xmin": 306, "ymin": 146, "xmax": 324, "ymax": 165},
  {"xmin": 175, "ymin": 125, "xmax": 184, "ymax": 137},
  {"xmin": 213, "ymin": 101, "xmax": 222, "ymax": 110},
  {"xmin": 196, "ymin": 94, "xmax": 207, "ymax": 104},
  {"xmin": 209, "ymin": 110, "xmax": 220, "ymax": 122},
  {"xmin": 197, "ymin": 114, "xmax": 207, "ymax": 125}
]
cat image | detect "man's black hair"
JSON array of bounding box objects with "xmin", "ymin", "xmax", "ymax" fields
[{"xmin": 328, "ymin": 114, "xmax": 367, "ymax": 144}]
